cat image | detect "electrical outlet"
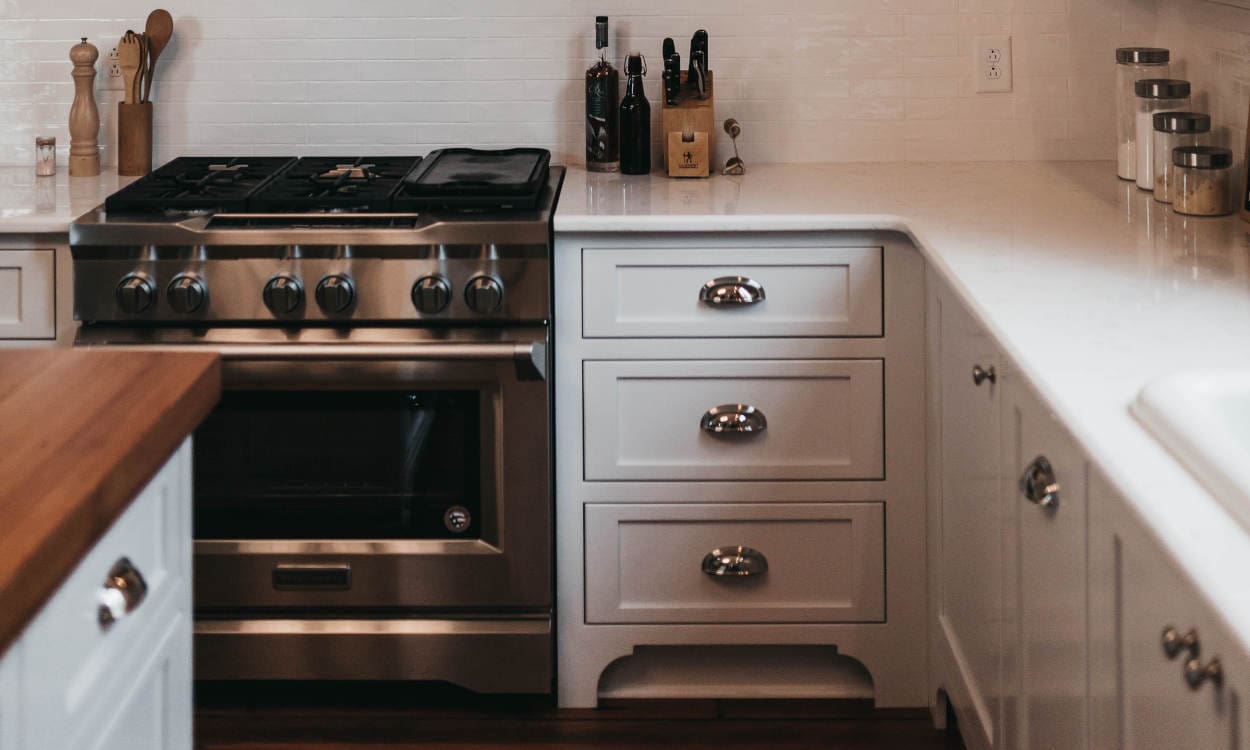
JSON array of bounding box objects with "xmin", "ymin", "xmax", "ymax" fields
[
  {"xmin": 975, "ymin": 35, "xmax": 1012, "ymax": 93},
  {"xmin": 102, "ymin": 46, "xmax": 123, "ymax": 91}
]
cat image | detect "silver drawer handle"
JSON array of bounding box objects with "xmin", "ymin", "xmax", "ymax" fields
[
  {"xmin": 1019, "ymin": 455, "xmax": 1060, "ymax": 510},
  {"xmin": 1185, "ymin": 657, "xmax": 1224, "ymax": 690},
  {"xmin": 701, "ymin": 404, "xmax": 767, "ymax": 434},
  {"xmin": 97, "ymin": 557, "xmax": 148, "ymax": 630},
  {"xmin": 972, "ymin": 364, "xmax": 997, "ymax": 386},
  {"xmin": 699, "ymin": 276, "xmax": 765, "ymax": 306},
  {"xmin": 702, "ymin": 546, "xmax": 769, "ymax": 577}
]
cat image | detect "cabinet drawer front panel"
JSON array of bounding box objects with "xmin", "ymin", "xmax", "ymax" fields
[
  {"xmin": 582, "ymin": 247, "xmax": 883, "ymax": 338},
  {"xmin": 0, "ymin": 250, "xmax": 54, "ymax": 339},
  {"xmin": 583, "ymin": 359, "xmax": 884, "ymax": 481},
  {"xmin": 585, "ymin": 502, "xmax": 885, "ymax": 624},
  {"xmin": 19, "ymin": 442, "xmax": 190, "ymax": 746}
]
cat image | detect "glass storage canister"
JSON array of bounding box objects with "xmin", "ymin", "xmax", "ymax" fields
[
  {"xmin": 1116, "ymin": 47, "xmax": 1170, "ymax": 181},
  {"xmin": 1152, "ymin": 112, "xmax": 1210, "ymax": 203},
  {"xmin": 1135, "ymin": 79, "xmax": 1191, "ymax": 191},
  {"xmin": 1172, "ymin": 146, "xmax": 1235, "ymax": 217}
]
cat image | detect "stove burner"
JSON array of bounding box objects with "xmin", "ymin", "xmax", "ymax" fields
[
  {"xmin": 104, "ymin": 156, "xmax": 297, "ymax": 214},
  {"xmin": 247, "ymin": 156, "xmax": 421, "ymax": 213},
  {"xmin": 316, "ymin": 164, "xmax": 377, "ymax": 181}
]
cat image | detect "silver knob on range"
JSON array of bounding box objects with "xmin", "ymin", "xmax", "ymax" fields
[
  {"xmin": 316, "ymin": 274, "xmax": 356, "ymax": 314},
  {"xmin": 465, "ymin": 275, "xmax": 503, "ymax": 314},
  {"xmin": 115, "ymin": 272, "xmax": 156, "ymax": 315},
  {"xmin": 166, "ymin": 273, "xmax": 207, "ymax": 314},
  {"xmin": 412, "ymin": 275, "xmax": 451, "ymax": 314},
  {"xmin": 262, "ymin": 274, "xmax": 303, "ymax": 315}
]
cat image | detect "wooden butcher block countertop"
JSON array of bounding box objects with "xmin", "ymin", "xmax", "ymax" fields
[{"xmin": 0, "ymin": 349, "xmax": 220, "ymax": 657}]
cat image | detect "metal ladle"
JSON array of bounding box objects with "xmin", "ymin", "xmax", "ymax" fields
[{"xmin": 723, "ymin": 118, "xmax": 745, "ymax": 175}]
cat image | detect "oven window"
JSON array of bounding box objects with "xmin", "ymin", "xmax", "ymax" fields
[{"xmin": 193, "ymin": 391, "xmax": 481, "ymax": 540}]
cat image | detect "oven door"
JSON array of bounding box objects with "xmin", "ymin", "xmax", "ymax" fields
[{"xmin": 173, "ymin": 329, "xmax": 550, "ymax": 614}]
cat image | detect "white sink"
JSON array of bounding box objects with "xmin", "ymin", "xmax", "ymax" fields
[{"xmin": 1134, "ymin": 370, "xmax": 1250, "ymax": 529}]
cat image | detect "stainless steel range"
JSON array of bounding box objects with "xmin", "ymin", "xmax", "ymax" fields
[{"xmin": 70, "ymin": 151, "xmax": 562, "ymax": 693}]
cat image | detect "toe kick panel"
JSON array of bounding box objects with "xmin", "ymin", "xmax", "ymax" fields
[
  {"xmin": 583, "ymin": 359, "xmax": 885, "ymax": 482},
  {"xmin": 584, "ymin": 502, "xmax": 886, "ymax": 624}
]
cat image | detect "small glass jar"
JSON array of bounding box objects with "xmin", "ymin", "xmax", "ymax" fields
[
  {"xmin": 1152, "ymin": 112, "xmax": 1210, "ymax": 203},
  {"xmin": 35, "ymin": 136, "xmax": 55, "ymax": 177},
  {"xmin": 1135, "ymin": 79, "xmax": 1191, "ymax": 191},
  {"xmin": 1172, "ymin": 146, "xmax": 1234, "ymax": 217},
  {"xmin": 1116, "ymin": 47, "xmax": 1170, "ymax": 181}
]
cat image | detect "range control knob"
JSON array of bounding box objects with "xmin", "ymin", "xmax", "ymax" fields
[
  {"xmin": 262, "ymin": 274, "xmax": 304, "ymax": 315},
  {"xmin": 315, "ymin": 274, "xmax": 356, "ymax": 314},
  {"xmin": 115, "ymin": 272, "xmax": 156, "ymax": 315},
  {"xmin": 412, "ymin": 275, "xmax": 451, "ymax": 314},
  {"xmin": 167, "ymin": 273, "xmax": 207, "ymax": 314},
  {"xmin": 465, "ymin": 276, "xmax": 504, "ymax": 314}
]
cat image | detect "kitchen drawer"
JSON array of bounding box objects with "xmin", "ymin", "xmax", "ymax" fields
[
  {"xmin": 583, "ymin": 359, "xmax": 884, "ymax": 481},
  {"xmin": 0, "ymin": 249, "xmax": 54, "ymax": 340},
  {"xmin": 581, "ymin": 247, "xmax": 883, "ymax": 338},
  {"xmin": 584, "ymin": 502, "xmax": 885, "ymax": 624},
  {"xmin": 19, "ymin": 442, "xmax": 190, "ymax": 747}
]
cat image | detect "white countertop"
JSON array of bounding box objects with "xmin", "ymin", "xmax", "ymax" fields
[
  {"xmin": 0, "ymin": 168, "xmax": 131, "ymax": 234},
  {"xmin": 557, "ymin": 161, "xmax": 1250, "ymax": 652}
]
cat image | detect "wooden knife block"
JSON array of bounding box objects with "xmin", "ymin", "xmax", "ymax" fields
[{"xmin": 662, "ymin": 71, "xmax": 714, "ymax": 178}]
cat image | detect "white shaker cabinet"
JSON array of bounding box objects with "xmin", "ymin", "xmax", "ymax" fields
[
  {"xmin": 0, "ymin": 249, "xmax": 55, "ymax": 341},
  {"xmin": 0, "ymin": 439, "xmax": 193, "ymax": 750},
  {"xmin": 931, "ymin": 285, "xmax": 1005, "ymax": 750},
  {"xmin": 1089, "ymin": 470, "xmax": 1246, "ymax": 750}
]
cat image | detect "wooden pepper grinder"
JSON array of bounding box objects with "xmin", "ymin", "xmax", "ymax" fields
[{"xmin": 69, "ymin": 37, "xmax": 101, "ymax": 177}]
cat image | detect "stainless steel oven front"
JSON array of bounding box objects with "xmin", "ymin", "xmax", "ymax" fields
[{"xmin": 77, "ymin": 326, "xmax": 552, "ymax": 692}]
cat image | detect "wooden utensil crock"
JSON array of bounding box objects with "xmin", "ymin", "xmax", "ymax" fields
[{"xmin": 117, "ymin": 102, "xmax": 153, "ymax": 176}]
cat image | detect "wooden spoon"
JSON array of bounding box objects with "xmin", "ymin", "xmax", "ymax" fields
[
  {"xmin": 135, "ymin": 33, "xmax": 148, "ymax": 105},
  {"xmin": 117, "ymin": 31, "xmax": 141, "ymax": 105},
  {"xmin": 142, "ymin": 9, "xmax": 173, "ymax": 103}
]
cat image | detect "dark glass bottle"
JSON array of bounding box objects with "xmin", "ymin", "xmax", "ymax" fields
[
  {"xmin": 619, "ymin": 53, "xmax": 651, "ymax": 175},
  {"xmin": 585, "ymin": 16, "xmax": 619, "ymax": 173}
]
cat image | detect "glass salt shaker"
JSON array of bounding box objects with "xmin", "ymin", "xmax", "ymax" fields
[
  {"xmin": 1134, "ymin": 79, "xmax": 1190, "ymax": 191},
  {"xmin": 1152, "ymin": 112, "xmax": 1209, "ymax": 203},
  {"xmin": 35, "ymin": 136, "xmax": 55, "ymax": 177},
  {"xmin": 1172, "ymin": 146, "xmax": 1235, "ymax": 217},
  {"xmin": 1116, "ymin": 48, "xmax": 1169, "ymax": 181}
]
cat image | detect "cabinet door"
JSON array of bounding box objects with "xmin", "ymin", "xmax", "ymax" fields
[
  {"xmin": 0, "ymin": 642, "xmax": 18, "ymax": 750},
  {"xmin": 1115, "ymin": 505, "xmax": 1243, "ymax": 750},
  {"xmin": 0, "ymin": 249, "xmax": 54, "ymax": 340},
  {"xmin": 1002, "ymin": 377, "xmax": 1087, "ymax": 750},
  {"xmin": 936, "ymin": 291, "xmax": 1004, "ymax": 750}
]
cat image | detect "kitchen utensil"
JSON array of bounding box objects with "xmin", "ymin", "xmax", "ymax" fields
[
  {"xmin": 691, "ymin": 50, "xmax": 707, "ymax": 99},
  {"xmin": 664, "ymin": 53, "xmax": 681, "ymax": 105},
  {"xmin": 662, "ymin": 37, "xmax": 676, "ymax": 63},
  {"xmin": 135, "ymin": 32, "xmax": 148, "ymax": 105},
  {"xmin": 142, "ymin": 9, "xmax": 173, "ymax": 103},
  {"xmin": 722, "ymin": 118, "xmax": 745, "ymax": 175},
  {"xmin": 687, "ymin": 30, "xmax": 708, "ymax": 89},
  {"xmin": 117, "ymin": 31, "xmax": 141, "ymax": 105},
  {"xmin": 68, "ymin": 38, "xmax": 100, "ymax": 177}
]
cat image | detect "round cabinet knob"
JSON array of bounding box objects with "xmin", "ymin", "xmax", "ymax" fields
[
  {"xmin": 315, "ymin": 274, "xmax": 356, "ymax": 314},
  {"xmin": 166, "ymin": 273, "xmax": 207, "ymax": 314},
  {"xmin": 115, "ymin": 272, "xmax": 156, "ymax": 315},
  {"xmin": 263, "ymin": 274, "xmax": 304, "ymax": 315},
  {"xmin": 465, "ymin": 276, "xmax": 503, "ymax": 314},
  {"xmin": 412, "ymin": 275, "xmax": 451, "ymax": 314}
]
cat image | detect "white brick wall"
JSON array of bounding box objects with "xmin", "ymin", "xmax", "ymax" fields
[{"xmin": 0, "ymin": 0, "xmax": 1160, "ymax": 167}]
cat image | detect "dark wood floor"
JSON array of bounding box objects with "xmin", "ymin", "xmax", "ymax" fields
[{"xmin": 195, "ymin": 683, "xmax": 965, "ymax": 750}]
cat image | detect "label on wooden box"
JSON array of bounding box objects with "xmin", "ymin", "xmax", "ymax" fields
[{"xmin": 666, "ymin": 131, "xmax": 710, "ymax": 178}]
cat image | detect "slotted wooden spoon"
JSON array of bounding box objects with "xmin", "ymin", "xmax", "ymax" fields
[
  {"xmin": 142, "ymin": 9, "xmax": 173, "ymax": 103},
  {"xmin": 117, "ymin": 31, "xmax": 141, "ymax": 105}
]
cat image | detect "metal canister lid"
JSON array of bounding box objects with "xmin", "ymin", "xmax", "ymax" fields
[
  {"xmin": 35, "ymin": 136, "xmax": 55, "ymax": 146},
  {"xmin": 1152, "ymin": 111, "xmax": 1211, "ymax": 133},
  {"xmin": 1135, "ymin": 78, "xmax": 1191, "ymax": 99},
  {"xmin": 1173, "ymin": 146, "xmax": 1233, "ymax": 170},
  {"xmin": 1116, "ymin": 47, "xmax": 1170, "ymax": 65}
]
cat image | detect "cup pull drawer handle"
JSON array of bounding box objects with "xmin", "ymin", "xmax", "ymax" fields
[
  {"xmin": 97, "ymin": 557, "xmax": 147, "ymax": 630},
  {"xmin": 702, "ymin": 546, "xmax": 769, "ymax": 577},
  {"xmin": 699, "ymin": 276, "xmax": 765, "ymax": 306},
  {"xmin": 701, "ymin": 404, "xmax": 767, "ymax": 434},
  {"xmin": 1019, "ymin": 455, "xmax": 1061, "ymax": 510}
]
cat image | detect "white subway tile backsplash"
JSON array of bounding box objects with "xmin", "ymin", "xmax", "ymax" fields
[{"xmin": 0, "ymin": 0, "xmax": 1166, "ymax": 166}]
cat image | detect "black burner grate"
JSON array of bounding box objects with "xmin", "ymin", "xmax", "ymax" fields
[
  {"xmin": 105, "ymin": 157, "xmax": 298, "ymax": 214},
  {"xmin": 246, "ymin": 156, "xmax": 423, "ymax": 213}
]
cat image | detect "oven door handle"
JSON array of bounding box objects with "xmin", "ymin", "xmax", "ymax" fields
[{"xmin": 132, "ymin": 341, "xmax": 547, "ymax": 380}]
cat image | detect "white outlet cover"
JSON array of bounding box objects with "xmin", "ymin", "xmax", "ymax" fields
[
  {"xmin": 975, "ymin": 35, "xmax": 1012, "ymax": 93},
  {"xmin": 102, "ymin": 47, "xmax": 123, "ymax": 91}
]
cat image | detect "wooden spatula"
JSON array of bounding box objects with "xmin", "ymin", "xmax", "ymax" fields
[
  {"xmin": 142, "ymin": 10, "xmax": 173, "ymax": 103},
  {"xmin": 117, "ymin": 31, "xmax": 141, "ymax": 105}
]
